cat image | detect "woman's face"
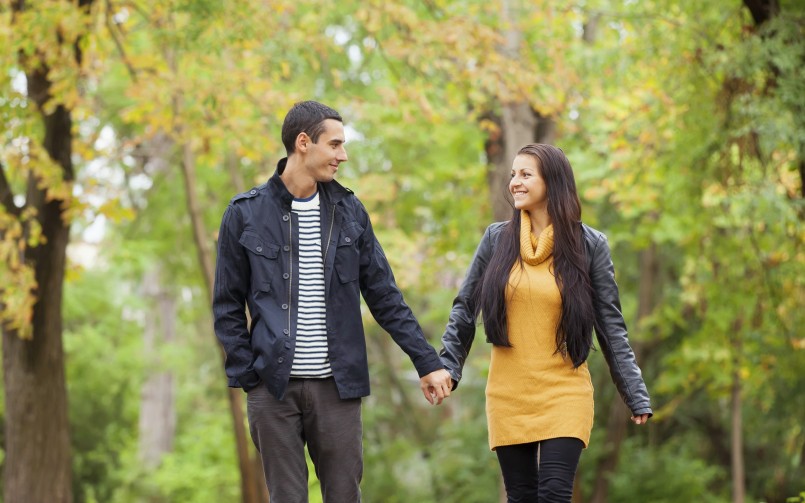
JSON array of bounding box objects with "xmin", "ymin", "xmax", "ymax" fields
[{"xmin": 509, "ymin": 155, "xmax": 548, "ymax": 212}]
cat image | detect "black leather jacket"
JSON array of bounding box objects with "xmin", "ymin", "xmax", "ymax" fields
[
  {"xmin": 213, "ymin": 159, "xmax": 443, "ymax": 400},
  {"xmin": 439, "ymin": 221, "xmax": 653, "ymax": 417}
]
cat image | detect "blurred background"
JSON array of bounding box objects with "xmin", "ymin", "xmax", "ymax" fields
[{"xmin": 1, "ymin": 1, "xmax": 803, "ymax": 502}]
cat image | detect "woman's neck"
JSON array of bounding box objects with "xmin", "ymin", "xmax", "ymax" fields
[{"xmin": 528, "ymin": 208, "xmax": 552, "ymax": 237}]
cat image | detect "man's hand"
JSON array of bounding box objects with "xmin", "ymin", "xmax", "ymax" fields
[
  {"xmin": 630, "ymin": 413, "xmax": 651, "ymax": 425},
  {"xmin": 420, "ymin": 369, "xmax": 453, "ymax": 405}
]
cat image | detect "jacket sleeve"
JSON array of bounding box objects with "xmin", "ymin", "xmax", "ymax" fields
[
  {"xmin": 439, "ymin": 225, "xmax": 495, "ymax": 389},
  {"xmin": 212, "ymin": 205, "xmax": 261, "ymax": 391},
  {"xmin": 355, "ymin": 203, "xmax": 443, "ymax": 378},
  {"xmin": 589, "ymin": 233, "xmax": 653, "ymax": 416}
]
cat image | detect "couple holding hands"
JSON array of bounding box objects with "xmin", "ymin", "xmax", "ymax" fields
[{"xmin": 213, "ymin": 101, "xmax": 652, "ymax": 503}]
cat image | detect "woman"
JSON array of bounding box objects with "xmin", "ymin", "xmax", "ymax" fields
[{"xmin": 439, "ymin": 144, "xmax": 652, "ymax": 502}]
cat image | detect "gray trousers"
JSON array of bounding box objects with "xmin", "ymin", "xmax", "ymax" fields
[{"xmin": 246, "ymin": 377, "xmax": 362, "ymax": 503}]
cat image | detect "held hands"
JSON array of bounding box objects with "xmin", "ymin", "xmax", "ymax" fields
[
  {"xmin": 419, "ymin": 369, "xmax": 453, "ymax": 405},
  {"xmin": 630, "ymin": 414, "xmax": 650, "ymax": 425}
]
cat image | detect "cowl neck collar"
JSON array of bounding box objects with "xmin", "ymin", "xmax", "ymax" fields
[{"xmin": 519, "ymin": 210, "xmax": 553, "ymax": 265}]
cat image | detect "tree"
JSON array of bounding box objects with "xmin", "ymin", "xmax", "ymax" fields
[{"xmin": 1, "ymin": 1, "xmax": 94, "ymax": 501}]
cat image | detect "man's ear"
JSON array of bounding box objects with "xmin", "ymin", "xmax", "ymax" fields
[{"xmin": 295, "ymin": 132, "xmax": 310, "ymax": 153}]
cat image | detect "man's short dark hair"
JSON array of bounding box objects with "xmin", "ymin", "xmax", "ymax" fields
[{"xmin": 281, "ymin": 101, "xmax": 343, "ymax": 155}]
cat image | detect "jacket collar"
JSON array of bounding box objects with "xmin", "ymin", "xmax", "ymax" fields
[{"xmin": 269, "ymin": 157, "xmax": 351, "ymax": 206}]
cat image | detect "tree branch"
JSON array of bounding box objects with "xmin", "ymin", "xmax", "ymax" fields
[
  {"xmin": 105, "ymin": 0, "xmax": 138, "ymax": 82},
  {"xmin": 0, "ymin": 161, "xmax": 22, "ymax": 217}
]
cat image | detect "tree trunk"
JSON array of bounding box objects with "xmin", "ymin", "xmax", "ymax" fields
[
  {"xmin": 730, "ymin": 331, "xmax": 746, "ymax": 503},
  {"xmin": 498, "ymin": 477, "xmax": 508, "ymax": 503},
  {"xmin": 2, "ymin": 87, "xmax": 74, "ymax": 503},
  {"xmin": 369, "ymin": 335, "xmax": 430, "ymax": 445},
  {"xmin": 178, "ymin": 142, "xmax": 265, "ymax": 503},
  {"xmin": 742, "ymin": 0, "xmax": 804, "ymax": 202},
  {"xmin": 488, "ymin": 0, "xmax": 556, "ymax": 223},
  {"xmin": 227, "ymin": 151, "xmax": 246, "ymax": 194},
  {"xmin": 800, "ymin": 160, "xmax": 805, "ymax": 199},
  {"xmin": 590, "ymin": 244, "xmax": 658, "ymax": 503},
  {"xmin": 222, "ymin": 151, "xmax": 270, "ymax": 503},
  {"xmin": 1, "ymin": 1, "xmax": 95, "ymax": 496},
  {"xmin": 730, "ymin": 369, "xmax": 745, "ymax": 503},
  {"xmin": 742, "ymin": 0, "xmax": 779, "ymax": 25},
  {"xmin": 138, "ymin": 267, "xmax": 177, "ymax": 468},
  {"xmin": 589, "ymin": 401, "xmax": 630, "ymax": 503},
  {"xmin": 572, "ymin": 472, "xmax": 584, "ymax": 503}
]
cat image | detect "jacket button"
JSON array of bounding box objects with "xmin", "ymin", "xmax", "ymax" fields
[
  {"xmin": 283, "ymin": 245, "xmax": 290, "ymax": 252},
  {"xmin": 282, "ymin": 215, "xmax": 289, "ymax": 221},
  {"xmin": 282, "ymin": 304, "xmax": 288, "ymax": 310},
  {"xmin": 250, "ymin": 189, "xmax": 257, "ymax": 195},
  {"xmin": 283, "ymin": 273, "xmax": 290, "ymax": 279},
  {"xmin": 278, "ymin": 357, "xmax": 284, "ymax": 363},
  {"xmin": 256, "ymin": 246, "xmax": 262, "ymax": 253},
  {"xmin": 283, "ymin": 329, "xmax": 289, "ymax": 335},
  {"xmin": 345, "ymin": 237, "xmax": 351, "ymax": 243}
]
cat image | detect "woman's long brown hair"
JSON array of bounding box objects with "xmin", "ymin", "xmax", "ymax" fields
[{"xmin": 473, "ymin": 144, "xmax": 595, "ymax": 367}]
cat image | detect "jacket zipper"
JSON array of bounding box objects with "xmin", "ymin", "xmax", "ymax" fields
[
  {"xmin": 324, "ymin": 203, "xmax": 335, "ymax": 261},
  {"xmin": 288, "ymin": 213, "xmax": 293, "ymax": 333}
]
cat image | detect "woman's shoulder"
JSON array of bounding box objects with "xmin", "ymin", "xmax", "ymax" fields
[
  {"xmin": 580, "ymin": 222, "xmax": 605, "ymax": 239},
  {"xmin": 580, "ymin": 222, "xmax": 607, "ymax": 245},
  {"xmin": 484, "ymin": 221, "xmax": 509, "ymax": 242},
  {"xmin": 580, "ymin": 222, "xmax": 607, "ymax": 252},
  {"xmin": 486, "ymin": 221, "xmax": 508, "ymax": 234}
]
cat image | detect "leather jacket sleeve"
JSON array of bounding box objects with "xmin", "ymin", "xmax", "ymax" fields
[
  {"xmin": 587, "ymin": 229, "xmax": 653, "ymax": 416},
  {"xmin": 439, "ymin": 224, "xmax": 499, "ymax": 388}
]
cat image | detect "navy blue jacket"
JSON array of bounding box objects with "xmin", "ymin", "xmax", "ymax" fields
[{"xmin": 213, "ymin": 159, "xmax": 443, "ymax": 400}]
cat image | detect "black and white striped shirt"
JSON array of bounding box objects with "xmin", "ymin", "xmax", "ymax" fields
[{"xmin": 290, "ymin": 192, "xmax": 332, "ymax": 378}]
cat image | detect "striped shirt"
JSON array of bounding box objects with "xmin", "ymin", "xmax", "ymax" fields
[{"xmin": 290, "ymin": 192, "xmax": 332, "ymax": 378}]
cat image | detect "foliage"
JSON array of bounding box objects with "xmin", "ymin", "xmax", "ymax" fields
[
  {"xmin": 63, "ymin": 267, "xmax": 145, "ymax": 503},
  {"xmin": 607, "ymin": 438, "xmax": 729, "ymax": 503},
  {"xmin": 1, "ymin": 0, "xmax": 803, "ymax": 502}
]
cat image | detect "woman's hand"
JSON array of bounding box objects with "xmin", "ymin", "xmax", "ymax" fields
[{"xmin": 419, "ymin": 369, "xmax": 453, "ymax": 405}]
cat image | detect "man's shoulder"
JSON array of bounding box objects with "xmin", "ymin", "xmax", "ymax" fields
[
  {"xmin": 229, "ymin": 184, "xmax": 267, "ymax": 205},
  {"xmin": 322, "ymin": 179, "xmax": 362, "ymax": 212},
  {"xmin": 322, "ymin": 178, "xmax": 355, "ymax": 199}
]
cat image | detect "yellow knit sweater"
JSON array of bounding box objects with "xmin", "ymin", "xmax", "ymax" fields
[{"xmin": 485, "ymin": 211, "xmax": 594, "ymax": 449}]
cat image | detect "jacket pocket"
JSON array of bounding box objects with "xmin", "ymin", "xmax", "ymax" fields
[
  {"xmin": 335, "ymin": 222, "xmax": 362, "ymax": 283},
  {"xmin": 239, "ymin": 231, "xmax": 280, "ymax": 292}
]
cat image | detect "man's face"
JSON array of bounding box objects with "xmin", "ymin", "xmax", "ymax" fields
[{"xmin": 303, "ymin": 119, "xmax": 348, "ymax": 183}]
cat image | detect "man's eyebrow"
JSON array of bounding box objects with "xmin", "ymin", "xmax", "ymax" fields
[{"xmin": 329, "ymin": 138, "xmax": 345, "ymax": 144}]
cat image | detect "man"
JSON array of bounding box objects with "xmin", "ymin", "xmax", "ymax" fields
[{"xmin": 212, "ymin": 100, "xmax": 452, "ymax": 502}]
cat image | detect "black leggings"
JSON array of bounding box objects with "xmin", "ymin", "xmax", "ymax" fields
[{"xmin": 495, "ymin": 437, "xmax": 584, "ymax": 503}]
